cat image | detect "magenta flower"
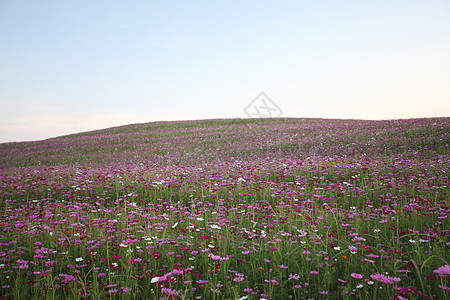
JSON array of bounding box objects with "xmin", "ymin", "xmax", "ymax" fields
[
  {"xmin": 45, "ymin": 261, "xmax": 57, "ymax": 267},
  {"xmin": 264, "ymin": 279, "xmax": 278, "ymax": 285},
  {"xmin": 351, "ymin": 273, "xmax": 363, "ymax": 279}
]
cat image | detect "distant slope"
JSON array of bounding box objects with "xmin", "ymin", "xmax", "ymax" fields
[{"xmin": 0, "ymin": 117, "xmax": 449, "ymax": 169}]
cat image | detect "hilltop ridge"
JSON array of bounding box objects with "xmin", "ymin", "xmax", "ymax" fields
[{"xmin": 0, "ymin": 117, "xmax": 448, "ymax": 169}]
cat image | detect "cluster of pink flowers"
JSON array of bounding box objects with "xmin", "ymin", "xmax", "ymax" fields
[{"xmin": 370, "ymin": 273, "xmax": 401, "ymax": 285}]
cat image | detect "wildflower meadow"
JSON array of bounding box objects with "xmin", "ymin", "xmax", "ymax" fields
[{"xmin": 0, "ymin": 117, "xmax": 449, "ymax": 299}]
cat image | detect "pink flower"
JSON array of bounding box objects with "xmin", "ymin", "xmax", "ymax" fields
[
  {"xmin": 196, "ymin": 280, "xmax": 208, "ymax": 284},
  {"xmin": 433, "ymin": 265, "xmax": 450, "ymax": 277},
  {"xmin": 348, "ymin": 245, "xmax": 358, "ymax": 252},
  {"xmin": 439, "ymin": 285, "xmax": 450, "ymax": 291},
  {"xmin": 351, "ymin": 273, "xmax": 363, "ymax": 279},
  {"xmin": 370, "ymin": 273, "xmax": 401, "ymax": 285}
]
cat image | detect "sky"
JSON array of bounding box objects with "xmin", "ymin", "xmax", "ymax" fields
[{"xmin": 1, "ymin": 0, "xmax": 449, "ymax": 143}]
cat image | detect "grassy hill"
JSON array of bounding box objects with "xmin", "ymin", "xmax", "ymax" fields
[
  {"xmin": 1, "ymin": 117, "xmax": 449, "ymax": 168},
  {"xmin": 0, "ymin": 117, "xmax": 449, "ymax": 299}
]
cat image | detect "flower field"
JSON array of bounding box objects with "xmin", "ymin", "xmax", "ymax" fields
[{"xmin": 0, "ymin": 117, "xmax": 449, "ymax": 299}]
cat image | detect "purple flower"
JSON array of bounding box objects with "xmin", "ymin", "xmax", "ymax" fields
[{"xmin": 351, "ymin": 273, "xmax": 363, "ymax": 279}]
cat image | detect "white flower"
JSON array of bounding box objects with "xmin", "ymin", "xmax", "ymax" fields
[
  {"xmin": 334, "ymin": 246, "xmax": 341, "ymax": 251},
  {"xmin": 356, "ymin": 284, "xmax": 364, "ymax": 289},
  {"xmin": 150, "ymin": 277, "xmax": 159, "ymax": 283},
  {"xmin": 367, "ymin": 281, "xmax": 374, "ymax": 285},
  {"xmin": 75, "ymin": 257, "xmax": 83, "ymax": 262},
  {"xmin": 196, "ymin": 217, "xmax": 204, "ymax": 221},
  {"xmin": 172, "ymin": 222, "xmax": 179, "ymax": 228}
]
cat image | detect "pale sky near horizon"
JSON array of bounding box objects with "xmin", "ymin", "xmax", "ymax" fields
[{"xmin": 1, "ymin": 1, "xmax": 449, "ymax": 143}]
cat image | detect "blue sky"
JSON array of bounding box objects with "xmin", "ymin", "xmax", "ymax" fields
[{"xmin": 1, "ymin": 1, "xmax": 449, "ymax": 142}]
